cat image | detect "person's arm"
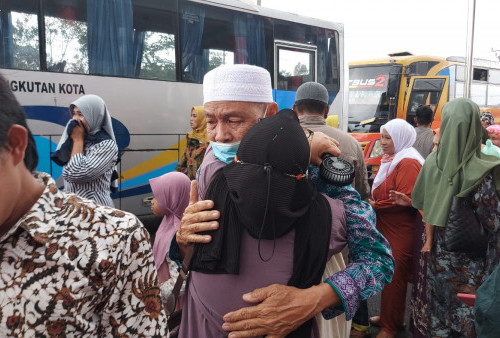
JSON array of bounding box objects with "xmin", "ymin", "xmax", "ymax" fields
[
  {"xmin": 422, "ymin": 223, "xmax": 434, "ymax": 252},
  {"xmin": 175, "ymin": 144, "xmax": 188, "ymax": 173},
  {"xmin": 62, "ymin": 139, "xmax": 118, "ymax": 184},
  {"xmin": 355, "ymin": 143, "xmax": 371, "ymax": 201},
  {"xmin": 388, "ymin": 190, "xmax": 412, "ymax": 206},
  {"xmin": 307, "ymin": 171, "xmax": 394, "ymax": 321},
  {"xmin": 101, "ymin": 218, "xmax": 168, "ymax": 336},
  {"xmin": 222, "ymin": 283, "xmax": 341, "ymax": 337}
]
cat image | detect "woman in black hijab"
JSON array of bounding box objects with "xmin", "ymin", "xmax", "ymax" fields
[{"xmin": 180, "ymin": 109, "xmax": 347, "ymax": 338}]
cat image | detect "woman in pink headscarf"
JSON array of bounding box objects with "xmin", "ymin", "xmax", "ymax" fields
[{"xmin": 149, "ymin": 172, "xmax": 191, "ymax": 298}]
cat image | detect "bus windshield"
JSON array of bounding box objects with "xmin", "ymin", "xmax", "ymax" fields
[{"xmin": 348, "ymin": 65, "xmax": 394, "ymax": 132}]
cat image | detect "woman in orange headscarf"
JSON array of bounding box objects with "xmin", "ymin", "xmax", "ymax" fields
[{"xmin": 175, "ymin": 106, "xmax": 209, "ymax": 180}]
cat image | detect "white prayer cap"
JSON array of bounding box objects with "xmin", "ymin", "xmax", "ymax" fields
[{"xmin": 203, "ymin": 64, "xmax": 273, "ymax": 104}]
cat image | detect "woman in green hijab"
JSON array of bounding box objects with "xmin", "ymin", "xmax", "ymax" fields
[{"xmin": 412, "ymin": 98, "xmax": 500, "ymax": 337}]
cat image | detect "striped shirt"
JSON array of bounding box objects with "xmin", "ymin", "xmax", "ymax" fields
[{"xmin": 63, "ymin": 139, "xmax": 118, "ymax": 207}]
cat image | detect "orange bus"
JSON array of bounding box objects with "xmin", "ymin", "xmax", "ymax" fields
[{"xmin": 347, "ymin": 52, "xmax": 500, "ymax": 178}]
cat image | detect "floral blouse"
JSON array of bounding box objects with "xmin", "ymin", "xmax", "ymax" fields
[
  {"xmin": 175, "ymin": 136, "xmax": 208, "ymax": 180},
  {"xmin": 0, "ymin": 173, "xmax": 167, "ymax": 337}
]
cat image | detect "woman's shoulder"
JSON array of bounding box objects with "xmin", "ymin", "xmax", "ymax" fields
[
  {"xmin": 396, "ymin": 157, "xmax": 422, "ymax": 170},
  {"xmin": 87, "ymin": 138, "xmax": 118, "ymax": 154},
  {"xmin": 321, "ymin": 194, "xmax": 346, "ymax": 219}
]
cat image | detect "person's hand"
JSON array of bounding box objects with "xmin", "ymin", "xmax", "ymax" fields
[
  {"xmin": 70, "ymin": 121, "xmax": 85, "ymax": 142},
  {"xmin": 309, "ymin": 131, "xmax": 341, "ymax": 165},
  {"xmin": 176, "ymin": 180, "xmax": 220, "ymax": 250},
  {"xmin": 421, "ymin": 241, "xmax": 432, "ymax": 253},
  {"xmin": 222, "ymin": 283, "xmax": 339, "ymax": 338},
  {"xmin": 368, "ymin": 199, "xmax": 376, "ymax": 208},
  {"xmin": 388, "ymin": 190, "xmax": 412, "ymax": 206}
]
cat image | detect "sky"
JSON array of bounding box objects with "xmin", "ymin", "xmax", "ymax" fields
[{"xmin": 260, "ymin": 0, "xmax": 500, "ymax": 64}]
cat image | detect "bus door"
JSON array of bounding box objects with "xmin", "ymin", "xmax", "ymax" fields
[
  {"xmin": 404, "ymin": 76, "xmax": 447, "ymax": 126},
  {"xmin": 274, "ymin": 41, "xmax": 317, "ymax": 109}
]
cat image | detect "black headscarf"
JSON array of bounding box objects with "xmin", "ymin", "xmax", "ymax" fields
[{"xmin": 191, "ymin": 109, "xmax": 332, "ymax": 337}]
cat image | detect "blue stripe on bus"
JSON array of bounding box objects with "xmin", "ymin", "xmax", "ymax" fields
[
  {"xmin": 119, "ymin": 162, "xmax": 178, "ymax": 190},
  {"xmin": 24, "ymin": 106, "xmax": 69, "ymax": 126},
  {"xmin": 24, "ymin": 105, "xmax": 131, "ymax": 149},
  {"xmin": 437, "ymin": 68, "xmax": 450, "ymax": 76}
]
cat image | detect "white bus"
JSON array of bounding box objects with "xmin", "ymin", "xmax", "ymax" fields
[{"xmin": 0, "ymin": 0, "xmax": 346, "ymax": 221}]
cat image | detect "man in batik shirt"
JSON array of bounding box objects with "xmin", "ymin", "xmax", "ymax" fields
[{"xmin": 0, "ymin": 75, "xmax": 167, "ymax": 337}]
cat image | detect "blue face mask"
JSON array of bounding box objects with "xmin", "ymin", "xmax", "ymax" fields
[{"xmin": 211, "ymin": 141, "xmax": 241, "ymax": 164}]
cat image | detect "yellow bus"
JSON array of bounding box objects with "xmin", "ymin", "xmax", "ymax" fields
[{"xmin": 347, "ymin": 52, "xmax": 500, "ymax": 176}]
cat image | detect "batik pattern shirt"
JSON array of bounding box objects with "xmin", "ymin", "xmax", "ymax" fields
[
  {"xmin": 308, "ymin": 166, "xmax": 395, "ymax": 321},
  {"xmin": 0, "ymin": 173, "xmax": 167, "ymax": 337}
]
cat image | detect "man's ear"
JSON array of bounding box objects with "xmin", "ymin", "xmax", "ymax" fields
[
  {"xmin": 323, "ymin": 106, "xmax": 330, "ymax": 119},
  {"xmin": 266, "ymin": 102, "xmax": 279, "ymax": 117},
  {"xmin": 292, "ymin": 104, "xmax": 298, "ymax": 114},
  {"xmin": 7, "ymin": 125, "xmax": 28, "ymax": 166},
  {"xmin": 414, "ymin": 117, "xmax": 418, "ymax": 125}
]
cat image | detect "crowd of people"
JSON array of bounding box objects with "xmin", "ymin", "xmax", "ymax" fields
[{"xmin": 1, "ymin": 62, "xmax": 500, "ymax": 338}]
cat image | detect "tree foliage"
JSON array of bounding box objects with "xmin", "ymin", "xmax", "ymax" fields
[
  {"xmin": 139, "ymin": 31, "xmax": 176, "ymax": 81},
  {"xmin": 10, "ymin": 13, "xmax": 178, "ymax": 80},
  {"xmin": 11, "ymin": 15, "xmax": 40, "ymax": 70}
]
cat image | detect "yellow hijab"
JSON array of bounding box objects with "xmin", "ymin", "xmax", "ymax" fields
[{"xmin": 187, "ymin": 106, "xmax": 209, "ymax": 143}]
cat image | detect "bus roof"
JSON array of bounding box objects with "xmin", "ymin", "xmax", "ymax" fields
[
  {"xmin": 190, "ymin": 0, "xmax": 344, "ymax": 33},
  {"xmin": 350, "ymin": 53, "xmax": 500, "ymax": 69},
  {"xmin": 349, "ymin": 53, "xmax": 446, "ymax": 66}
]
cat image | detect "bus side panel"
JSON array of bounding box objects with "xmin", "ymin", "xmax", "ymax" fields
[{"xmin": 3, "ymin": 69, "xmax": 203, "ymax": 216}]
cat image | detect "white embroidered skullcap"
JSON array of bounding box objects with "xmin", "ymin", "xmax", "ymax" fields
[{"xmin": 203, "ymin": 64, "xmax": 273, "ymax": 104}]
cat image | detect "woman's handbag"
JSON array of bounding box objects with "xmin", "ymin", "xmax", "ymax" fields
[
  {"xmin": 443, "ymin": 196, "xmax": 489, "ymax": 257},
  {"xmin": 166, "ymin": 247, "xmax": 193, "ymax": 337}
]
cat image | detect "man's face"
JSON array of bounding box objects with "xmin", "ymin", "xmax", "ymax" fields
[{"xmin": 204, "ymin": 101, "xmax": 267, "ymax": 143}]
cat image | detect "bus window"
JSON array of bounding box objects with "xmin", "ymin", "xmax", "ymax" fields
[
  {"xmin": 473, "ymin": 68, "xmax": 488, "ymax": 81},
  {"xmin": 134, "ymin": 0, "xmax": 177, "ymax": 81},
  {"xmin": 348, "ymin": 65, "xmax": 395, "ymax": 132},
  {"xmin": 0, "ymin": 0, "xmax": 39, "ymax": 70},
  {"xmin": 180, "ymin": 1, "xmax": 269, "ymax": 83},
  {"xmin": 44, "ymin": 0, "xmax": 88, "ymax": 74},
  {"xmin": 406, "ymin": 78, "xmax": 445, "ymax": 126},
  {"xmin": 276, "ymin": 45, "xmax": 315, "ymax": 91}
]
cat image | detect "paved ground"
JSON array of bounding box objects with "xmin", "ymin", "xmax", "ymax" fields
[{"xmin": 365, "ymin": 285, "xmax": 413, "ymax": 338}]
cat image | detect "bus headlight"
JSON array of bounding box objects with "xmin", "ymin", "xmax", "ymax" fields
[{"xmin": 369, "ymin": 139, "xmax": 384, "ymax": 158}]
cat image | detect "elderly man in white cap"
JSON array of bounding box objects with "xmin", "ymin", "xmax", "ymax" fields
[{"xmin": 173, "ymin": 64, "xmax": 394, "ymax": 337}]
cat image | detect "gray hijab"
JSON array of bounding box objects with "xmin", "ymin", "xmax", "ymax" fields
[{"xmin": 56, "ymin": 94, "xmax": 115, "ymax": 150}]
